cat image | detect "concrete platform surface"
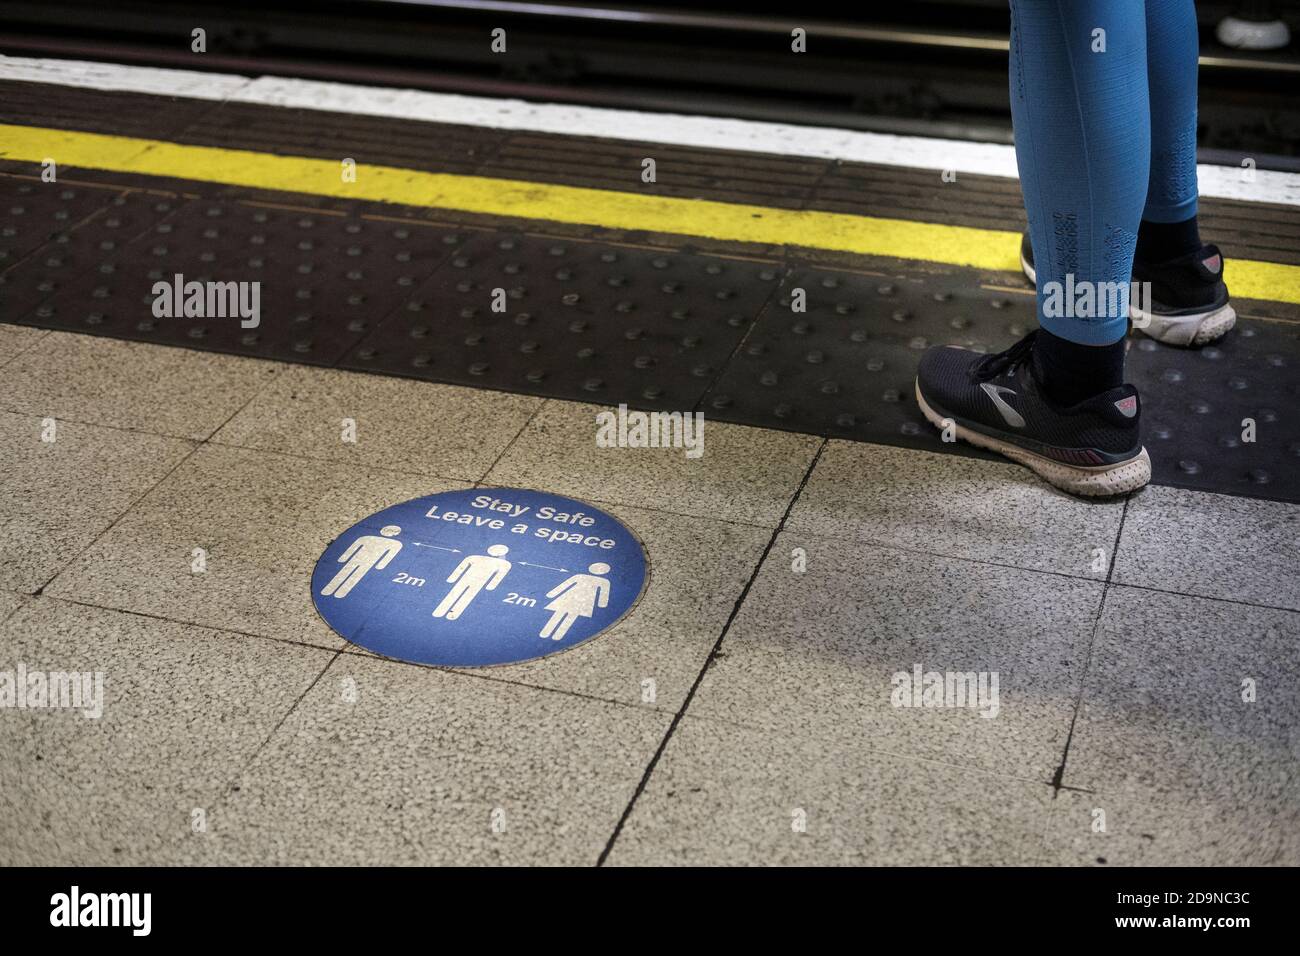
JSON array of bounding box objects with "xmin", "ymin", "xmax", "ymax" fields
[{"xmin": 1, "ymin": 328, "xmax": 1296, "ymax": 866}]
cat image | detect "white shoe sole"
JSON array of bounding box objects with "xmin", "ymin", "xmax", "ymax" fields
[
  {"xmin": 915, "ymin": 381, "xmax": 1151, "ymax": 498},
  {"xmin": 1020, "ymin": 246, "xmax": 1036, "ymax": 287},
  {"xmin": 1130, "ymin": 302, "xmax": 1236, "ymax": 347},
  {"xmin": 1020, "ymin": 249, "xmax": 1235, "ymax": 347}
]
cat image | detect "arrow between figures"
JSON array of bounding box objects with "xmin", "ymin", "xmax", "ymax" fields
[
  {"xmin": 519, "ymin": 561, "xmax": 569, "ymax": 572},
  {"xmin": 409, "ymin": 546, "xmax": 564, "ymax": 570}
]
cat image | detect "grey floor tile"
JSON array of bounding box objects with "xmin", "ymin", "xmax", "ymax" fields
[
  {"xmin": 465, "ymin": 502, "xmax": 771, "ymax": 710},
  {"xmin": 0, "ymin": 598, "xmax": 334, "ymax": 865},
  {"xmin": 685, "ymin": 530, "xmax": 1103, "ymax": 780},
  {"xmin": 486, "ymin": 399, "xmax": 821, "ymax": 527},
  {"xmin": 0, "ymin": 590, "xmax": 24, "ymax": 624},
  {"xmin": 44, "ymin": 443, "xmax": 462, "ymax": 647},
  {"xmin": 178, "ymin": 655, "xmax": 671, "ymax": 865},
  {"xmin": 0, "ymin": 322, "xmax": 47, "ymax": 367},
  {"xmin": 212, "ymin": 366, "xmax": 543, "ymax": 481},
  {"xmin": 1055, "ymin": 582, "xmax": 1300, "ymax": 868},
  {"xmin": 606, "ymin": 716, "xmax": 1054, "ymax": 865},
  {"xmin": 787, "ymin": 440, "xmax": 1124, "ymax": 578},
  {"xmin": 0, "ymin": 332, "xmax": 283, "ymax": 440},
  {"xmin": 1113, "ymin": 485, "xmax": 1300, "ymax": 610},
  {"xmin": 1043, "ymin": 786, "xmax": 1298, "ymax": 866},
  {"xmin": 1059, "ymin": 586, "xmax": 1299, "ymax": 861},
  {"xmin": 0, "ymin": 411, "xmax": 194, "ymax": 593}
]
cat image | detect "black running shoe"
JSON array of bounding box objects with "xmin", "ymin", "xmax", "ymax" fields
[
  {"xmin": 1130, "ymin": 243, "xmax": 1236, "ymax": 345},
  {"xmin": 1019, "ymin": 231, "xmax": 1235, "ymax": 346},
  {"xmin": 915, "ymin": 331, "xmax": 1151, "ymax": 497}
]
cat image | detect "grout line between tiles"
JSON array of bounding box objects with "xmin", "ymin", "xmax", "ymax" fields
[
  {"xmin": 34, "ymin": 592, "xmax": 345, "ymax": 655},
  {"xmin": 1106, "ymin": 579, "xmax": 1300, "ymax": 616},
  {"xmin": 595, "ymin": 437, "xmax": 829, "ymax": 866},
  {"xmin": 194, "ymin": 648, "xmax": 347, "ymax": 836},
  {"xmin": 677, "ymin": 706, "xmax": 1060, "ymax": 788},
  {"xmin": 0, "ymin": 327, "xmax": 50, "ymax": 372},
  {"xmin": 37, "ymin": 372, "xmax": 282, "ymax": 594},
  {"xmin": 1047, "ymin": 494, "xmax": 1131, "ymax": 798},
  {"xmin": 475, "ymin": 398, "xmax": 550, "ymax": 484},
  {"xmin": 333, "ymin": 644, "xmax": 664, "ymax": 714},
  {"xmin": 34, "ymin": 441, "xmax": 203, "ymax": 595}
]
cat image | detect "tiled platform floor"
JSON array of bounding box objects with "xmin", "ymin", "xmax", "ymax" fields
[{"xmin": 1, "ymin": 328, "xmax": 1296, "ymax": 865}]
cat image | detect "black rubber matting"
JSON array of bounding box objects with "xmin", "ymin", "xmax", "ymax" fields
[
  {"xmin": 342, "ymin": 231, "xmax": 783, "ymax": 408},
  {"xmin": 2, "ymin": 183, "xmax": 470, "ymax": 366},
  {"xmin": 702, "ymin": 264, "xmax": 1299, "ymax": 499},
  {"xmin": 0, "ymin": 174, "xmax": 1296, "ymax": 504}
]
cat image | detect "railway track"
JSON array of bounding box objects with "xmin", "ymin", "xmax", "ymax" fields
[{"xmin": 2, "ymin": 1, "xmax": 1297, "ymax": 161}]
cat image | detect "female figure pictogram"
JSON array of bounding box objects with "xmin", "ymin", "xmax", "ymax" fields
[{"xmin": 539, "ymin": 562, "xmax": 611, "ymax": 641}]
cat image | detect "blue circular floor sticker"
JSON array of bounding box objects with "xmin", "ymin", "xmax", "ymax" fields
[{"xmin": 312, "ymin": 488, "xmax": 649, "ymax": 666}]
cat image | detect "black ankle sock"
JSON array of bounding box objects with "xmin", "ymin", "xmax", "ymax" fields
[
  {"xmin": 1136, "ymin": 216, "xmax": 1201, "ymax": 263},
  {"xmin": 1031, "ymin": 328, "xmax": 1125, "ymax": 406}
]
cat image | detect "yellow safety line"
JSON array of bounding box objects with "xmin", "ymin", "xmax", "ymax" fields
[{"xmin": 3, "ymin": 123, "xmax": 1297, "ymax": 304}]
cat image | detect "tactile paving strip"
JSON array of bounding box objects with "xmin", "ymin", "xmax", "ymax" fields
[
  {"xmin": 704, "ymin": 264, "xmax": 1300, "ymax": 500},
  {"xmin": 8, "ymin": 194, "xmax": 469, "ymax": 365},
  {"xmin": 0, "ymin": 180, "xmax": 119, "ymax": 276},
  {"xmin": 341, "ymin": 232, "xmax": 783, "ymax": 410},
  {"xmin": 1131, "ymin": 322, "xmax": 1299, "ymax": 496},
  {"xmin": 1, "ymin": 188, "xmax": 183, "ymax": 321},
  {"xmin": 1, "ymin": 176, "xmax": 1296, "ymax": 502},
  {"xmin": 701, "ymin": 265, "xmax": 1023, "ymax": 451}
]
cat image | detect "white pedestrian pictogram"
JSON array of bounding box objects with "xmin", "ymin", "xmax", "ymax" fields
[
  {"xmin": 433, "ymin": 544, "xmax": 512, "ymax": 621},
  {"xmin": 540, "ymin": 562, "xmax": 612, "ymax": 641},
  {"xmin": 321, "ymin": 525, "xmax": 403, "ymax": 599}
]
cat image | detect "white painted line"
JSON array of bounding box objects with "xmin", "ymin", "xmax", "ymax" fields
[
  {"xmin": 2, "ymin": 53, "xmax": 1298, "ymax": 206},
  {"xmin": 0, "ymin": 54, "xmax": 251, "ymax": 99}
]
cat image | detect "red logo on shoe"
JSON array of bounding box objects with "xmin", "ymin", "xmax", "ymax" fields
[
  {"xmin": 1113, "ymin": 395, "xmax": 1138, "ymax": 418},
  {"xmin": 1202, "ymin": 253, "xmax": 1222, "ymax": 274}
]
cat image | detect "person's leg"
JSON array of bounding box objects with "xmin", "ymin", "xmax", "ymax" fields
[
  {"xmin": 1129, "ymin": 0, "xmax": 1236, "ymax": 345},
  {"xmin": 915, "ymin": 0, "xmax": 1152, "ymax": 496},
  {"xmin": 1012, "ymin": 0, "xmax": 1149, "ymax": 402},
  {"xmin": 1139, "ymin": 0, "xmax": 1201, "ymax": 260},
  {"xmin": 1017, "ymin": 0, "xmax": 1234, "ymax": 345}
]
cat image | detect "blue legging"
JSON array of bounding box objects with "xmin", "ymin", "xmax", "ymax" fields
[{"xmin": 1010, "ymin": 0, "xmax": 1199, "ymax": 345}]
